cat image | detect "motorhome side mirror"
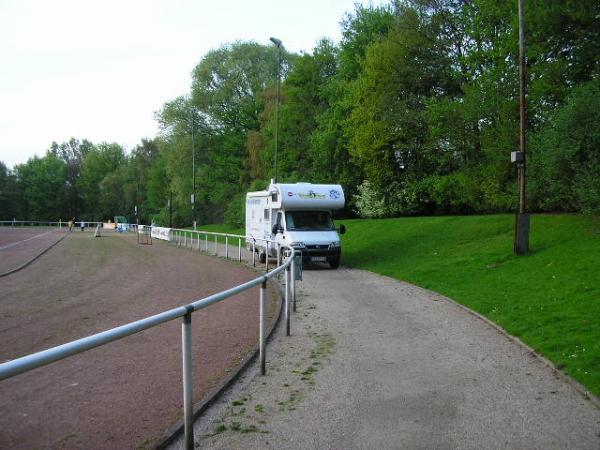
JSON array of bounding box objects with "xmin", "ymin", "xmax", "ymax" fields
[
  {"xmin": 339, "ymin": 224, "xmax": 346, "ymax": 235},
  {"xmin": 272, "ymin": 224, "xmax": 282, "ymax": 234}
]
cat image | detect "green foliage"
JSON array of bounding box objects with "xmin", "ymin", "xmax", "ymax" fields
[
  {"xmin": 341, "ymin": 214, "xmax": 600, "ymax": 397},
  {"xmin": 353, "ymin": 180, "xmax": 391, "ymax": 218},
  {"xmin": 347, "ymin": 6, "xmax": 453, "ymax": 190},
  {"xmin": 223, "ymin": 192, "xmax": 246, "ymax": 228},
  {"xmin": 79, "ymin": 143, "xmax": 126, "ymax": 220},
  {"xmin": 529, "ymin": 78, "xmax": 600, "ymax": 213},
  {"xmin": 4, "ymin": 1, "xmax": 599, "ymax": 221},
  {"xmin": 15, "ymin": 153, "xmax": 67, "ymax": 220},
  {"xmin": 0, "ymin": 162, "xmax": 22, "ymax": 219}
]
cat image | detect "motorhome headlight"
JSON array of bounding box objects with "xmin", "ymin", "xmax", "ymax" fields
[
  {"xmin": 329, "ymin": 241, "xmax": 341, "ymax": 249},
  {"xmin": 291, "ymin": 242, "xmax": 306, "ymax": 249}
]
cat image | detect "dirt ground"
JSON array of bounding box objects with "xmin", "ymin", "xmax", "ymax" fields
[
  {"xmin": 0, "ymin": 227, "xmax": 67, "ymax": 273},
  {"xmin": 0, "ymin": 230, "xmax": 278, "ymax": 449}
]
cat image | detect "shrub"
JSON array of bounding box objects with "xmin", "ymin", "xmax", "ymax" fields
[{"xmin": 529, "ymin": 78, "xmax": 600, "ymax": 213}]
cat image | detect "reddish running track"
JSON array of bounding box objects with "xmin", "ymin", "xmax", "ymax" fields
[
  {"xmin": 0, "ymin": 232, "xmax": 278, "ymax": 449},
  {"xmin": 0, "ymin": 227, "xmax": 67, "ymax": 274}
]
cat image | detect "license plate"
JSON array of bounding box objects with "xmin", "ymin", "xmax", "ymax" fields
[{"xmin": 311, "ymin": 256, "xmax": 327, "ymax": 262}]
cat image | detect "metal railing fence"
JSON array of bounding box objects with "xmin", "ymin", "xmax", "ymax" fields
[
  {"xmin": 170, "ymin": 228, "xmax": 285, "ymax": 271},
  {"xmin": 0, "ymin": 229, "xmax": 297, "ymax": 450},
  {"xmin": 0, "ymin": 220, "xmax": 105, "ymax": 228},
  {"xmin": 0, "ymin": 220, "xmax": 63, "ymax": 227}
]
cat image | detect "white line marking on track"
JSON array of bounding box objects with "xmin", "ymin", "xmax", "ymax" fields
[{"xmin": 0, "ymin": 230, "xmax": 56, "ymax": 250}]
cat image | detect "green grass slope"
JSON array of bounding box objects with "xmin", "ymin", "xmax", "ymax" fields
[{"xmin": 340, "ymin": 214, "xmax": 600, "ymax": 397}]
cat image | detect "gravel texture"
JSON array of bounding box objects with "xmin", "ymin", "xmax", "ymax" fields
[{"xmin": 173, "ymin": 265, "xmax": 600, "ymax": 450}]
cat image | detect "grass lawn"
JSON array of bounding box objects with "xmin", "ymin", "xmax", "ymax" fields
[
  {"xmin": 197, "ymin": 214, "xmax": 600, "ymax": 397},
  {"xmin": 192, "ymin": 224, "xmax": 244, "ymax": 235}
]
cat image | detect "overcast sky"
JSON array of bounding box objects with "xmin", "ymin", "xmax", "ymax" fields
[{"xmin": 0, "ymin": 0, "xmax": 387, "ymax": 169}]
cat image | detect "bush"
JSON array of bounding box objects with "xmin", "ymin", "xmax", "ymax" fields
[
  {"xmin": 354, "ymin": 180, "xmax": 424, "ymax": 218},
  {"xmin": 529, "ymin": 78, "xmax": 600, "ymax": 213},
  {"xmin": 353, "ymin": 180, "xmax": 390, "ymax": 218},
  {"xmin": 223, "ymin": 192, "xmax": 245, "ymax": 228}
]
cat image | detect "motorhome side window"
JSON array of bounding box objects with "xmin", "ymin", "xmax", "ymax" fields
[
  {"xmin": 271, "ymin": 193, "xmax": 278, "ymax": 202},
  {"xmin": 264, "ymin": 209, "xmax": 270, "ymax": 220}
]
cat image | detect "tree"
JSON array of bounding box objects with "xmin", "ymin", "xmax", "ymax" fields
[
  {"xmin": 50, "ymin": 138, "xmax": 94, "ymax": 218},
  {"xmin": 157, "ymin": 41, "xmax": 288, "ymax": 225},
  {"xmin": 0, "ymin": 162, "xmax": 23, "ymax": 220},
  {"xmin": 310, "ymin": 3, "xmax": 396, "ymax": 207},
  {"xmin": 78, "ymin": 143, "xmax": 126, "ymax": 220},
  {"xmin": 15, "ymin": 153, "xmax": 67, "ymax": 220},
  {"xmin": 529, "ymin": 78, "xmax": 600, "ymax": 213},
  {"xmin": 346, "ymin": 5, "xmax": 456, "ymax": 214},
  {"xmin": 259, "ymin": 39, "xmax": 339, "ymax": 182}
]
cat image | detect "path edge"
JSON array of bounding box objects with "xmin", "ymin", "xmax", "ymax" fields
[
  {"xmin": 154, "ymin": 277, "xmax": 285, "ymax": 449},
  {"xmin": 359, "ymin": 268, "xmax": 600, "ymax": 410}
]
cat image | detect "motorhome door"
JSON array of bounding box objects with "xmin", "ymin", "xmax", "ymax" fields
[{"xmin": 272, "ymin": 210, "xmax": 287, "ymax": 255}]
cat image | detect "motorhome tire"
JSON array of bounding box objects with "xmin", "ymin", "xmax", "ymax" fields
[
  {"xmin": 329, "ymin": 256, "xmax": 340, "ymax": 269},
  {"xmin": 259, "ymin": 252, "xmax": 267, "ymax": 264}
]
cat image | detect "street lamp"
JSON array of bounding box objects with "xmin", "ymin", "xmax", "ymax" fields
[
  {"xmin": 191, "ymin": 107, "xmax": 197, "ymax": 230},
  {"xmin": 270, "ymin": 36, "xmax": 282, "ymax": 183}
]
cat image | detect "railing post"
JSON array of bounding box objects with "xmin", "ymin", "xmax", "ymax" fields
[
  {"xmin": 182, "ymin": 311, "xmax": 194, "ymax": 450},
  {"xmin": 285, "ymin": 264, "xmax": 291, "ymax": 336},
  {"xmin": 214, "ymin": 235, "xmax": 218, "ymax": 256},
  {"xmin": 259, "ymin": 280, "xmax": 267, "ymax": 375},
  {"xmin": 205, "ymin": 234, "xmax": 208, "ymax": 252},
  {"xmin": 252, "ymin": 239, "xmax": 256, "ymax": 267},
  {"xmin": 197, "ymin": 233, "xmax": 200, "ymax": 250},
  {"xmin": 277, "ymin": 243, "xmax": 281, "ymax": 267},
  {"xmin": 225, "ymin": 236, "xmax": 229, "ymax": 259},
  {"xmin": 238, "ymin": 238, "xmax": 242, "ymax": 262},
  {"xmin": 291, "ymin": 257, "xmax": 296, "ymax": 313},
  {"xmin": 184, "ymin": 232, "xmax": 187, "ymax": 248},
  {"xmin": 265, "ymin": 249, "xmax": 269, "ymax": 272}
]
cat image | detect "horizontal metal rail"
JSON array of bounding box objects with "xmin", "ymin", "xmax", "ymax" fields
[
  {"xmin": 0, "ymin": 220, "xmax": 104, "ymax": 227},
  {"xmin": 0, "ymin": 220, "xmax": 62, "ymax": 227},
  {"xmin": 0, "ymin": 229, "xmax": 297, "ymax": 450},
  {"xmin": 169, "ymin": 228, "xmax": 278, "ymax": 269}
]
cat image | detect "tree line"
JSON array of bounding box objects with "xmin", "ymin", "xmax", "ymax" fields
[{"xmin": 1, "ymin": 0, "xmax": 599, "ymax": 225}]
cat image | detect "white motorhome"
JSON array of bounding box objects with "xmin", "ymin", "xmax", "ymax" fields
[{"xmin": 246, "ymin": 182, "xmax": 346, "ymax": 269}]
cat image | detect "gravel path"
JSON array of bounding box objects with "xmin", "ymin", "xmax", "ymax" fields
[{"xmin": 172, "ymin": 266, "xmax": 600, "ymax": 450}]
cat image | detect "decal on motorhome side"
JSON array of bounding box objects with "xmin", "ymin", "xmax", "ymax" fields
[
  {"xmin": 329, "ymin": 189, "xmax": 341, "ymax": 199},
  {"xmin": 297, "ymin": 190, "xmax": 326, "ymax": 199}
]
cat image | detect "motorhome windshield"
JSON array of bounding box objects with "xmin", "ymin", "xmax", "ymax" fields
[{"xmin": 285, "ymin": 211, "xmax": 334, "ymax": 231}]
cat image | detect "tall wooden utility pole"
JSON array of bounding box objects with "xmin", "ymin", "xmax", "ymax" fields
[{"xmin": 514, "ymin": 0, "xmax": 530, "ymax": 255}]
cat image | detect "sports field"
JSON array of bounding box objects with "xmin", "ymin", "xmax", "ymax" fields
[
  {"xmin": 0, "ymin": 226, "xmax": 67, "ymax": 274},
  {"xmin": 0, "ymin": 229, "xmax": 278, "ymax": 449}
]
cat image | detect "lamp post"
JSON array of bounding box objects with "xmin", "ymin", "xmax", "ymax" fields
[
  {"xmin": 191, "ymin": 107, "xmax": 197, "ymax": 230},
  {"xmin": 270, "ymin": 37, "xmax": 282, "ymax": 183},
  {"xmin": 168, "ymin": 191, "xmax": 172, "ymax": 228}
]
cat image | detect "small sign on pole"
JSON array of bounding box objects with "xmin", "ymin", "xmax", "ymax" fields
[{"xmin": 294, "ymin": 253, "xmax": 303, "ymax": 281}]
